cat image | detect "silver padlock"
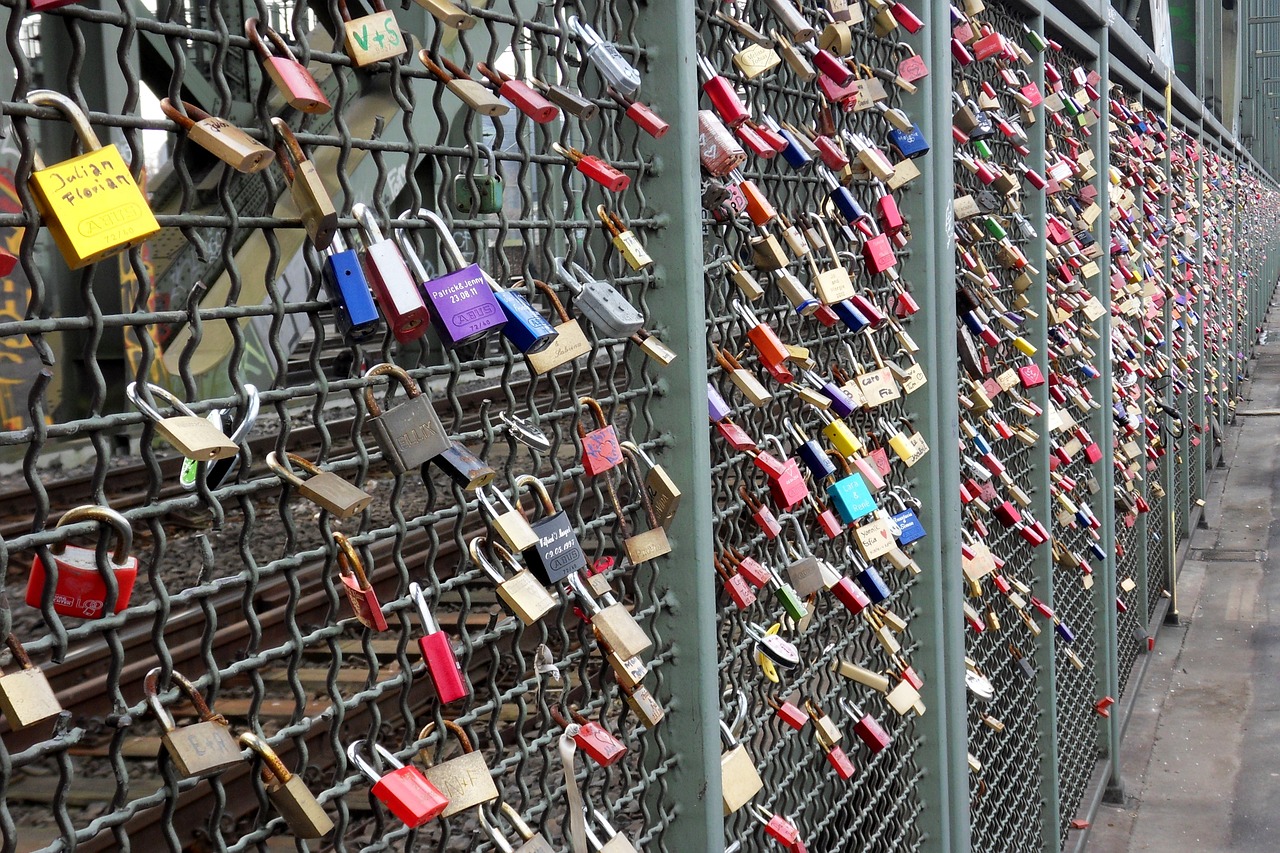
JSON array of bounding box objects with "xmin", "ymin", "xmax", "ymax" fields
[{"xmin": 553, "ymin": 257, "xmax": 645, "ymax": 339}]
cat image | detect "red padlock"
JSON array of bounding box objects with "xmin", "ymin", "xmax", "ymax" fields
[
  {"xmin": 822, "ymin": 742, "xmax": 856, "ymax": 780},
  {"xmin": 610, "ymin": 89, "xmax": 670, "ymax": 138},
  {"xmin": 862, "ymin": 232, "xmax": 897, "ymax": 274},
  {"xmin": 335, "ymin": 532, "xmax": 388, "ymax": 631},
  {"xmin": 767, "ymin": 459, "xmax": 810, "ymax": 513},
  {"xmin": 475, "ymin": 62, "xmax": 559, "ymax": 123},
  {"xmin": 831, "ymin": 576, "xmax": 871, "ymax": 616},
  {"xmin": 734, "ymin": 300, "xmax": 791, "ymax": 368},
  {"xmin": 733, "ymin": 548, "xmax": 773, "ymax": 589},
  {"xmin": 719, "ymin": 558, "xmax": 758, "ymax": 609},
  {"xmin": 772, "ymin": 697, "xmax": 808, "ymax": 731},
  {"xmin": 741, "ymin": 488, "xmax": 784, "ymax": 539},
  {"xmin": 410, "ymin": 582, "xmax": 470, "ymax": 704},
  {"xmin": 841, "ymin": 699, "xmax": 892, "ymax": 753},
  {"xmin": 347, "ymin": 740, "xmax": 448, "ymax": 827},
  {"xmin": 552, "ymin": 143, "xmax": 629, "ymax": 192},
  {"xmin": 28, "ymin": 505, "xmax": 138, "ymax": 619},
  {"xmin": 578, "ymin": 396, "xmax": 623, "ymax": 476},
  {"xmin": 553, "ymin": 704, "xmax": 627, "ymax": 767},
  {"xmin": 245, "ymin": 18, "xmax": 330, "ymax": 114}
]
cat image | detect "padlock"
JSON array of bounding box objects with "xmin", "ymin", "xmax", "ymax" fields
[
  {"xmin": 452, "ymin": 143, "xmax": 506, "ymax": 214},
  {"xmin": 349, "ymin": 203, "xmax": 429, "ymax": 342},
  {"xmin": 840, "ymin": 698, "xmax": 891, "ymax": 753},
  {"xmin": 888, "ymin": 491, "xmax": 927, "ymax": 544},
  {"xmin": 826, "ymin": 451, "xmax": 876, "ymax": 524},
  {"xmin": 322, "ymin": 233, "xmax": 383, "ymax": 344},
  {"xmin": 553, "ymin": 142, "xmax": 630, "ymax": 191},
  {"xmin": 143, "ymin": 667, "xmax": 242, "ymax": 778},
  {"xmin": 362, "ymin": 363, "xmax": 450, "ymax": 474},
  {"xmin": 239, "ymin": 733, "xmax": 334, "ymax": 839},
  {"xmin": 480, "ymin": 802, "xmax": 557, "ymax": 853},
  {"xmin": 126, "ymin": 382, "xmax": 238, "ymax": 461},
  {"xmin": 347, "ymin": 740, "xmax": 449, "ymax": 827},
  {"xmin": 781, "ymin": 528, "xmax": 826, "ymax": 598},
  {"xmin": 552, "ymin": 704, "xmax": 627, "ymax": 768},
  {"xmin": 529, "ymin": 77, "xmax": 599, "ymax": 120},
  {"xmin": 762, "ymin": 0, "xmax": 816, "ymax": 41},
  {"xmin": 27, "ymin": 504, "xmax": 138, "ymax": 619},
  {"xmin": 515, "ymin": 474, "xmax": 587, "ymax": 585},
  {"xmin": 576, "ymin": 396, "xmax": 624, "ymax": 477},
  {"xmin": 566, "ymin": 15, "xmax": 642, "ymax": 95},
  {"xmin": 526, "ymin": 280, "xmax": 593, "ymax": 374},
  {"xmin": 474, "ymin": 61, "xmax": 558, "ymax": 122},
  {"xmin": 272, "ymin": 118, "xmax": 337, "ymax": 249},
  {"xmin": 338, "ymin": 0, "xmax": 407, "ymax": 66},
  {"xmin": 243, "ymin": 19, "xmax": 327, "ymax": 112},
  {"xmin": 896, "ymin": 41, "xmax": 929, "ymax": 81},
  {"xmin": 419, "ymin": 52, "xmax": 510, "ymax": 115},
  {"xmin": 750, "ymin": 804, "xmax": 803, "ymax": 847},
  {"xmin": 741, "ymin": 487, "xmax": 783, "ymax": 539},
  {"xmin": 716, "ymin": 554, "xmax": 757, "ymax": 610},
  {"xmin": 583, "ymin": 809, "xmax": 642, "ymax": 853},
  {"xmin": 416, "ymin": 720, "xmax": 499, "ymax": 818},
  {"xmin": 621, "ymin": 441, "xmax": 681, "ymax": 528},
  {"xmin": 334, "ymin": 532, "xmax": 388, "ymax": 631},
  {"xmin": 597, "ymin": 204, "xmax": 653, "ymax": 271},
  {"xmin": 0, "ymin": 634, "xmax": 62, "ymax": 730},
  {"xmin": 159, "ymin": 99, "xmax": 274, "ymax": 173},
  {"xmin": 746, "ymin": 622, "xmax": 801, "ymax": 670},
  {"xmin": 554, "ymin": 257, "xmax": 645, "ymax": 338},
  {"xmin": 720, "ymin": 693, "xmax": 765, "ymax": 814},
  {"xmin": 478, "ymin": 485, "xmax": 538, "ymax": 552},
  {"xmin": 25, "ymin": 90, "xmax": 160, "ymax": 268},
  {"xmin": 410, "ymin": 581, "xmax": 470, "ymax": 704},
  {"xmin": 568, "ymin": 572, "xmax": 652, "ymax": 660},
  {"xmin": 619, "ymin": 446, "xmax": 673, "ymax": 563},
  {"xmin": 267, "ymin": 451, "xmax": 372, "ymax": 519},
  {"xmin": 397, "ymin": 208, "xmax": 507, "ymax": 347},
  {"xmin": 804, "ymin": 699, "xmax": 843, "ymax": 748},
  {"xmin": 470, "ymin": 537, "xmax": 556, "ymax": 626},
  {"xmin": 431, "ymin": 441, "xmax": 497, "ymax": 491}
]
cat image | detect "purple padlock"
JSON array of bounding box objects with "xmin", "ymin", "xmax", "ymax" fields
[
  {"xmin": 709, "ymin": 382, "xmax": 731, "ymax": 422},
  {"xmin": 804, "ymin": 370, "xmax": 856, "ymax": 418},
  {"xmin": 395, "ymin": 209, "xmax": 506, "ymax": 348}
]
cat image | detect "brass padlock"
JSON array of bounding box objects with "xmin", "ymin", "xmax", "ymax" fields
[
  {"xmin": 25, "ymin": 89, "xmax": 160, "ymax": 269},
  {"xmin": 621, "ymin": 441, "xmax": 681, "ymax": 528},
  {"xmin": 338, "ymin": 0, "xmax": 408, "ymax": 66},
  {"xmin": 526, "ymin": 280, "xmax": 592, "ymax": 375},
  {"xmin": 567, "ymin": 573, "xmax": 652, "ymax": 661},
  {"xmin": 420, "ymin": 52, "xmax": 510, "ymax": 116},
  {"xmin": 750, "ymin": 232, "xmax": 789, "ymax": 270},
  {"xmin": 414, "ymin": 0, "xmax": 475, "ymax": 29},
  {"xmin": 362, "ymin": 363, "xmax": 451, "ymax": 474},
  {"xmin": 720, "ymin": 693, "xmax": 764, "ymax": 814},
  {"xmin": 126, "ymin": 382, "xmax": 239, "ymax": 461},
  {"xmin": 0, "ymin": 634, "xmax": 62, "ymax": 730},
  {"xmin": 619, "ymin": 445, "xmax": 672, "ymax": 564},
  {"xmin": 597, "ymin": 204, "xmax": 653, "ymax": 271},
  {"xmin": 620, "ymin": 682, "xmax": 664, "ymax": 728},
  {"xmin": 271, "ymin": 118, "xmax": 337, "ymax": 249},
  {"xmin": 267, "ymin": 451, "xmax": 372, "ymax": 519},
  {"xmin": 239, "ymin": 732, "xmax": 334, "ymax": 839},
  {"xmin": 416, "ymin": 720, "xmax": 499, "ymax": 818},
  {"xmin": 144, "ymin": 667, "xmax": 242, "ymax": 778},
  {"xmin": 479, "ymin": 801, "xmax": 556, "ymax": 852},
  {"xmin": 477, "ymin": 485, "xmax": 538, "ymax": 552},
  {"xmin": 159, "ymin": 98, "xmax": 274, "ymax": 174},
  {"xmin": 469, "ymin": 536, "xmax": 556, "ymax": 626},
  {"xmin": 804, "ymin": 699, "xmax": 843, "ymax": 747}
]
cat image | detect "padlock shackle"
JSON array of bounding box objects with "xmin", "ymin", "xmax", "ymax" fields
[
  {"xmin": 468, "ymin": 536, "xmax": 508, "ymax": 585},
  {"xmin": 737, "ymin": 485, "xmax": 764, "ymax": 514},
  {"xmin": 552, "ymin": 256, "xmax": 590, "ymax": 294},
  {"xmin": 346, "ymin": 739, "xmax": 406, "ymax": 782},
  {"xmin": 619, "ymin": 440, "xmax": 658, "ymax": 471},
  {"xmin": 419, "ymin": 50, "xmax": 455, "ymax": 82},
  {"xmin": 333, "ymin": 532, "xmax": 373, "ymax": 592},
  {"xmin": 351, "ymin": 202, "xmax": 390, "ymax": 247},
  {"xmin": 474, "ymin": 62, "xmax": 509, "ymax": 88},
  {"xmin": 3, "ymin": 634, "xmax": 36, "ymax": 671},
  {"xmin": 578, "ymin": 396, "xmax": 611, "ymax": 434},
  {"xmin": 513, "ymin": 474, "xmax": 557, "ymax": 518},
  {"xmin": 144, "ymin": 666, "xmax": 225, "ymax": 732},
  {"xmin": 550, "ymin": 142, "xmax": 586, "ymax": 165},
  {"xmin": 244, "ymin": 18, "xmax": 295, "ymax": 63},
  {"xmin": 438, "ymin": 55, "xmax": 476, "ymax": 83},
  {"xmin": 126, "ymin": 381, "xmax": 199, "ymax": 424},
  {"xmin": 238, "ymin": 731, "xmax": 294, "ymax": 784},
  {"xmin": 361, "ymin": 362, "xmax": 423, "ymax": 419},
  {"xmin": 564, "ymin": 572, "xmax": 601, "ymax": 617},
  {"xmin": 270, "ymin": 118, "xmax": 309, "ymax": 184},
  {"xmin": 265, "ymin": 451, "xmax": 326, "ymax": 489},
  {"xmin": 826, "ymin": 448, "xmax": 853, "ymax": 476},
  {"xmin": 595, "ymin": 204, "xmax": 627, "ymax": 239},
  {"xmin": 478, "ymin": 807, "xmax": 518, "ymax": 853},
  {"xmin": 336, "ymin": 0, "xmax": 389, "ymax": 23},
  {"xmin": 50, "ymin": 504, "xmax": 133, "ymax": 562},
  {"xmin": 415, "ymin": 719, "xmax": 475, "ymax": 767},
  {"xmin": 619, "ymin": 445, "xmax": 661, "ymax": 531},
  {"xmin": 407, "ymin": 208, "xmax": 469, "ymax": 272},
  {"xmin": 499, "ymin": 802, "xmax": 538, "ymax": 842},
  {"xmin": 227, "ymin": 385, "xmax": 260, "ymax": 444},
  {"xmin": 25, "ymin": 90, "xmax": 101, "ymax": 170},
  {"xmin": 408, "ymin": 581, "xmax": 441, "ymax": 634},
  {"xmin": 532, "ymin": 279, "xmax": 572, "ymax": 324},
  {"xmin": 158, "ymin": 98, "xmax": 216, "ymax": 130},
  {"xmin": 565, "ymin": 14, "xmax": 603, "ymax": 48}
]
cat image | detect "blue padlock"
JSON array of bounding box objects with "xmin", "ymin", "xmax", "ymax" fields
[
  {"xmin": 786, "ymin": 418, "xmax": 837, "ymax": 481},
  {"xmin": 831, "ymin": 299, "xmax": 871, "ymax": 333},
  {"xmin": 821, "ymin": 170, "xmax": 866, "ymax": 225},
  {"xmin": 855, "ymin": 564, "xmax": 891, "ymax": 604},
  {"xmin": 826, "ymin": 459, "xmax": 876, "ymax": 525},
  {"xmin": 322, "ymin": 233, "xmax": 383, "ymax": 344},
  {"xmin": 767, "ymin": 117, "xmax": 812, "ymax": 170},
  {"xmin": 887, "ymin": 124, "xmax": 930, "ymax": 159},
  {"xmin": 489, "ymin": 278, "xmax": 559, "ymax": 354},
  {"xmin": 889, "ymin": 491, "xmax": 926, "ymax": 544}
]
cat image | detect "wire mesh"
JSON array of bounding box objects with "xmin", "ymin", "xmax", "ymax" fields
[{"xmin": 0, "ymin": 0, "xmax": 682, "ymax": 850}]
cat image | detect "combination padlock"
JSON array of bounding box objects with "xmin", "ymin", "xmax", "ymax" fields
[
  {"xmin": 272, "ymin": 119, "xmax": 337, "ymax": 249},
  {"xmin": 452, "ymin": 143, "xmax": 506, "ymax": 214},
  {"xmin": 347, "ymin": 740, "xmax": 448, "ymax": 827},
  {"xmin": 362, "ymin": 363, "xmax": 450, "ymax": 474},
  {"xmin": 25, "ymin": 89, "xmax": 160, "ymax": 268},
  {"xmin": 159, "ymin": 98, "xmax": 274, "ymax": 173},
  {"xmin": 554, "ymin": 257, "xmax": 646, "ymax": 338},
  {"xmin": 127, "ymin": 382, "xmax": 238, "ymax": 461},
  {"xmin": 514, "ymin": 475, "xmax": 587, "ymax": 585},
  {"xmin": 470, "ymin": 537, "xmax": 556, "ymax": 626},
  {"xmin": 351, "ymin": 203, "xmax": 429, "ymax": 342},
  {"xmin": 267, "ymin": 451, "xmax": 372, "ymax": 519},
  {"xmin": 0, "ymin": 634, "xmax": 62, "ymax": 730},
  {"xmin": 143, "ymin": 667, "xmax": 242, "ymax": 778},
  {"xmin": 410, "ymin": 582, "xmax": 470, "ymax": 704},
  {"xmin": 245, "ymin": 18, "xmax": 330, "ymax": 113},
  {"xmin": 416, "ymin": 720, "xmax": 500, "ymax": 818},
  {"xmin": 335, "ymin": 532, "xmax": 388, "ymax": 631},
  {"xmin": 239, "ymin": 733, "xmax": 334, "ymax": 839},
  {"xmin": 27, "ymin": 504, "xmax": 138, "ymax": 619}
]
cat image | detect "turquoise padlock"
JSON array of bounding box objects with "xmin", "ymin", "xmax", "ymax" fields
[{"xmin": 826, "ymin": 454, "xmax": 877, "ymax": 524}]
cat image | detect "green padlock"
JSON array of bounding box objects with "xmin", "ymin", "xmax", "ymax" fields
[{"xmin": 452, "ymin": 144, "xmax": 504, "ymax": 214}]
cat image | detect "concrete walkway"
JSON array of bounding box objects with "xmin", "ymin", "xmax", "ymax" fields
[{"xmin": 1086, "ymin": 306, "xmax": 1280, "ymax": 852}]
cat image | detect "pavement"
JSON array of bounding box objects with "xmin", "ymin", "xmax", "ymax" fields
[{"xmin": 1086, "ymin": 304, "xmax": 1280, "ymax": 853}]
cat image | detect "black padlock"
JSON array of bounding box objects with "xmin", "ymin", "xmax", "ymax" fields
[
  {"xmin": 514, "ymin": 474, "xmax": 586, "ymax": 585},
  {"xmin": 427, "ymin": 442, "xmax": 496, "ymax": 492}
]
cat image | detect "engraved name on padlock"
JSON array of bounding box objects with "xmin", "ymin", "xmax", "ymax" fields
[
  {"xmin": 144, "ymin": 667, "xmax": 243, "ymax": 777},
  {"xmin": 416, "ymin": 720, "xmax": 499, "ymax": 818}
]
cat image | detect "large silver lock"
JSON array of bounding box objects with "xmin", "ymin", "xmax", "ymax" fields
[{"xmin": 553, "ymin": 257, "xmax": 645, "ymax": 339}]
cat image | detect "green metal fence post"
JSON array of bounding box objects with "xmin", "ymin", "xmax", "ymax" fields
[{"xmin": 630, "ymin": 4, "xmax": 724, "ymax": 849}]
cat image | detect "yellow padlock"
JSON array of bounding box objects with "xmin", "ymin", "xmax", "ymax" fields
[{"xmin": 26, "ymin": 90, "xmax": 160, "ymax": 269}]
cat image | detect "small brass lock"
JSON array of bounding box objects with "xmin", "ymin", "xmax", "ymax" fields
[
  {"xmin": 525, "ymin": 280, "xmax": 592, "ymax": 375},
  {"xmin": 619, "ymin": 445, "xmax": 672, "ymax": 563},
  {"xmin": 720, "ymin": 692, "xmax": 764, "ymax": 814},
  {"xmin": 469, "ymin": 536, "xmax": 556, "ymax": 626},
  {"xmin": 0, "ymin": 634, "xmax": 62, "ymax": 730},
  {"xmin": 267, "ymin": 451, "xmax": 372, "ymax": 519},
  {"xmin": 240, "ymin": 732, "xmax": 334, "ymax": 839},
  {"xmin": 144, "ymin": 667, "xmax": 242, "ymax": 778},
  {"xmin": 127, "ymin": 382, "xmax": 239, "ymax": 461},
  {"xmin": 159, "ymin": 98, "xmax": 274, "ymax": 174},
  {"xmin": 416, "ymin": 720, "xmax": 499, "ymax": 818},
  {"xmin": 271, "ymin": 119, "xmax": 337, "ymax": 249},
  {"xmin": 567, "ymin": 573, "xmax": 652, "ymax": 661}
]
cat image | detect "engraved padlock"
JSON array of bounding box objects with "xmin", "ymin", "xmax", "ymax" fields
[
  {"xmin": 362, "ymin": 362, "xmax": 450, "ymax": 473},
  {"xmin": 27, "ymin": 504, "xmax": 138, "ymax": 619},
  {"xmin": 160, "ymin": 99, "xmax": 274, "ymax": 173},
  {"xmin": 453, "ymin": 143, "xmax": 505, "ymax": 214},
  {"xmin": 267, "ymin": 451, "xmax": 372, "ymax": 519},
  {"xmin": 143, "ymin": 667, "xmax": 242, "ymax": 777},
  {"xmin": 0, "ymin": 634, "xmax": 62, "ymax": 730},
  {"xmin": 272, "ymin": 118, "xmax": 337, "ymax": 249},
  {"xmin": 338, "ymin": 0, "xmax": 407, "ymax": 66},
  {"xmin": 515, "ymin": 474, "xmax": 587, "ymax": 585},
  {"xmin": 239, "ymin": 732, "xmax": 334, "ymax": 838},
  {"xmin": 526, "ymin": 280, "xmax": 592, "ymax": 374},
  {"xmin": 397, "ymin": 208, "xmax": 507, "ymax": 347},
  {"xmin": 416, "ymin": 720, "xmax": 500, "ymax": 818},
  {"xmin": 720, "ymin": 691, "xmax": 765, "ymax": 814},
  {"xmin": 348, "ymin": 740, "xmax": 449, "ymax": 827},
  {"xmin": 334, "ymin": 532, "xmax": 388, "ymax": 631},
  {"xmin": 470, "ymin": 536, "xmax": 556, "ymax": 626},
  {"xmin": 615, "ymin": 446, "xmax": 672, "ymax": 563},
  {"xmin": 25, "ymin": 89, "xmax": 160, "ymax": 268},
  {"xmin": 554, "ymin": 257, "xmax": 646, "ymax": 339},
  {"xmin": 125, "ymin": 381, "xmax": 240, "ymax": 462},
  {"xmin": 246, "ymin": 18, "xmax": 330, "ymax": 113}
]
